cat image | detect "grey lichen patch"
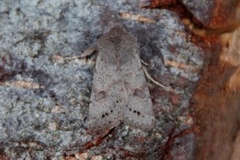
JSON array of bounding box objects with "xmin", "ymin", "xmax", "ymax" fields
[
  {"xmin": 0, "ymin": 0, "xmax": 206, "ymax": 159},
  {"xmin": 182, "ymin": 0, "xmax": 214, "ymax": 23}
]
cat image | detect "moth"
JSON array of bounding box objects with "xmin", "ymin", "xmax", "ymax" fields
[{"xmin": 88, "ymin": 25, "xmax": 155, "ymax": 133}]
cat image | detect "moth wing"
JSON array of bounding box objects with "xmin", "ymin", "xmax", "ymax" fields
[
  {"xmin": 88, "ymin": 37, "xmax": 124, "ymax": 133},
  {"xmin": 88, "ymin": 92, "xmax": 121, "ymax": 133},
  {"xmin": 89, "ymin": 25, "xmax": 155, "ymax": 133},
  {"xmin": 124, "ymin": 76, "xmax": 155, "ymax": 130},
  {"xmin": 121, "ymin": 47, "xmax": 155, "ymax": 130},
  {"xmin": 88, "ymin": 84, "xmax": 127, "ymax": 133}
]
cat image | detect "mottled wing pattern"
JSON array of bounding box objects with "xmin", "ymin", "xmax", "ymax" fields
[
  {"xmin": 119, "ymin": 36, "xmax": 155, "ymax": 130},
  {"xmin": 88, "ymin": 25, "xmax": 154, "ymax": 133},
  {"xmin": 88, "ymin": 26, "xmax": 127, "ymax": 133}
]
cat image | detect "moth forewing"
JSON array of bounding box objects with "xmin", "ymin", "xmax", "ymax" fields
[{"xmin": 88, "ymin": 25, "xmax": 155, "ymax": 133}]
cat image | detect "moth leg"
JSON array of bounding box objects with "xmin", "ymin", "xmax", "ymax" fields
[
  {"xmin": 52, "ymin": 46, "xmax": 97, "ymax": 67},
  {"xmin": 63, "ymin": 46, "xmax": 97, "ymax": 62},
  {"xmin": 79, "ymin": 46, "xmax": 98, "ymax": 58}
]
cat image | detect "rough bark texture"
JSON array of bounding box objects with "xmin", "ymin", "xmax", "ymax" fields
[
  {"xmin": 183, "ymin": 0, "xmax": 240, "ymax": 31},
  {"xmin": 0, "ymin": 0, "xmax": 239, "ymax": 159},
  {"xmin": 192, "ymin": 29, "xmax": 240, "ymax": 160}
]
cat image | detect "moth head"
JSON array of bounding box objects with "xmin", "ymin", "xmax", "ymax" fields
[{"xmin": 105, "ymin": 22, "xmax": 124, "ymax": 33}]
